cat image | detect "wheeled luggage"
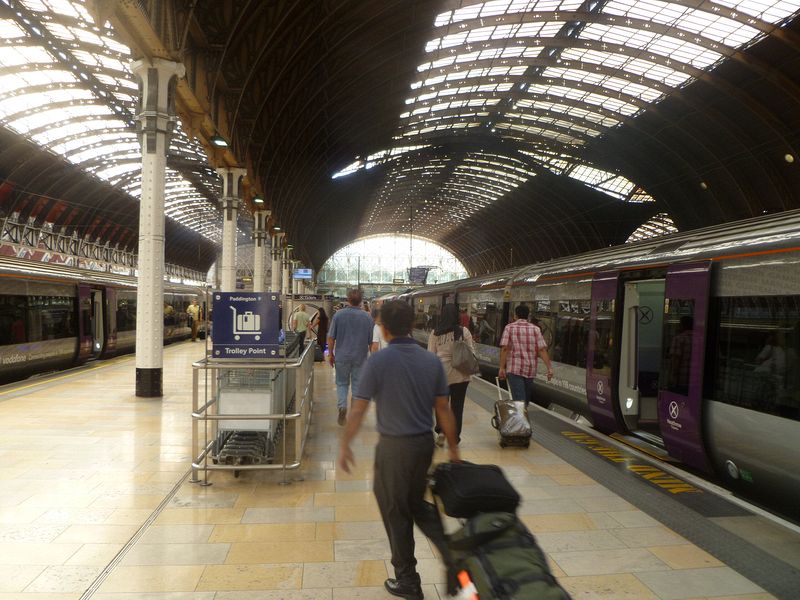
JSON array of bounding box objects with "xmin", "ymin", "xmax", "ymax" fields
[
  {"xmin": 430, "ymin": 462, "xmax": 519, "ymax": 519},
  {"xmin": 448, "ymin": 511, "xmax": 572, "ymax": 600},
  {"xmin": 491, "ymin": 378, "xmax": 532, "ymax": 448},
  {"xmin": 314, "ymin": 342, "xmax": 324, "ymax": 362}
]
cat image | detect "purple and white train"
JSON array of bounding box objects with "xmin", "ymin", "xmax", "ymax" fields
[
  {"xmin": 0, "ymin": 256, "xmax": 203, "ymax": 384},
  {"xmin": 383, "ymin": 210, "xmax": 800, "ymax": 516}
]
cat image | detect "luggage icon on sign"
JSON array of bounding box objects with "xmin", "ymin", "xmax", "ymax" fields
[{"xmin": 230, "ymin": 306, "xmax": 261, "ymax": 341}]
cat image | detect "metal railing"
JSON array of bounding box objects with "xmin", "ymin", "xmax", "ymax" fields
[{"xmin": 190, "ymin": 341, "xmax": 315, "ymax": 484}]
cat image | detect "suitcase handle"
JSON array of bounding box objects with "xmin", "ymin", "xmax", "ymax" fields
[{"xmin": 491, "ymin": 415, "xmax": 499, "ymax": 430}]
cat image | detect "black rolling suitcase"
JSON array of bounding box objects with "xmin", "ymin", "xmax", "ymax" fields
[
  {"xmin": 430, "ymin": 462, "xmax": 520, "ymax": 518},
  {"xmin": 314, "ymin": 342, "xmax": 324, "ymax": 362},
  {"xmin": 491, "ymin": 378, "xmax": 532, "ymax": 448}
]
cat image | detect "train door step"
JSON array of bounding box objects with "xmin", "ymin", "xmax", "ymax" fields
[{"xmin": 611, "ymin": 432, "xmax": 679, "ymax": 463}]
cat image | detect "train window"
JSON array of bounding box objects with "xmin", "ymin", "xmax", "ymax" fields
[
  {"xmin": 116, "ymin": 292, "xmax": 136, "ymax": 332},
  {"xmin": 590, "ymin": 299, "xmax": 615, "ymax": 376},
  {"xmin": 0, "ymin": 295, "xmax": 28, "ymax": 345},
  {"xmin": 661, "ymin": 299, "xmax": 695, "ymax": 395},
  {"xmin": 415, "ymin": 296, "xmax": 441, "ymax": 332},
  {"xmin": 474, "ymin": 302, "xmax": 501, "ymax": 345},
  {"xmin": 712, "ymin": 296, "xmax": 800, "ymax": 422},
  {"xmin": 551, "ymin": 300, "xmax": 590, "ymax": 368},
  {"xmin": 26, "ymin": 295, "xmax": 76, "ymax": 341}
]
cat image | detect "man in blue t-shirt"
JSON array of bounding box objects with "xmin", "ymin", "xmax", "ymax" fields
[
  {"xmin": 339, "ymin": 300, "xmax": 460, "ymax": 600},
  {"xmin": 327, "ymin": 288, "xmax": 374, "ymax": 425}
]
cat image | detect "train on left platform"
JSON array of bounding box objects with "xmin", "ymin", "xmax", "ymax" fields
[{"xmin": 0, "ymin": 255, "xmax": 203, "ymax": 384}]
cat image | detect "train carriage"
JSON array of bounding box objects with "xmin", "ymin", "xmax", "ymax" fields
[{"xmin": 406, "ymin": 210, "xmax": 800, "ymax": 516}]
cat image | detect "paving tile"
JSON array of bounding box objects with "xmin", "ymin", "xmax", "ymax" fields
[
  {"xmin": 216, "ymin": 592, "xmax": 331, "ymax": 600},
  {"xmin": 209, "ymin": 522, "xmax": 318, "ymax": 543},
  {"xmin": 536, "ymin": 530, "xmax": 628, "ymax": 553},
  {"xmin": 550, "ymin": 548, "xmax": 670, "ymax": 576},
  {"xmin": 241, "ymin": 507, "xmax": 334, "ymax": 524},
  {"xmin": 65, "ymin": 543, "xmax": 124, "ymax": 566},
  {"xmin": 25, "ymin": 565, "xmax": 103, "ymax": 593},
  {"xmin": 559, "ymin": 573, "xmax": 661, "ymax": 599},
  {"xmin": 646, "ymin": 544, "xmax": 724, "ymax": 570},
  {"xmin": 635, "ymin": 567, "xmax": 765, "ymax": 600},
  {"xmin": 94, "ymin": 594, "xmax": 215, "ymax": 600},
  {"xmin": 196, "ymin": 564, "xmax": 303, "ymax": 591},
  {"xmin": 225, "ymin": 541, "xmax": 333, "ymax": 564},
  {"xmin": 611, "ymin": 526, "xmax": 687, "ymax": 548},
  {"xmin": 98, "ymin": 565, "xmax": 207, "ymax": 593},
  {"xmin": 138, "ymin": 524, "xmax": 214, "ymax": 544},
  {"xmin": 120, "ymin": 543, "xmax": 231, "ymax": 566},
  {"xmin": 521, "ymin": 513, "xmax": 599, "ymax": 533},
  {"xmin": 0, "ymin": 565, "xmax": 44, "ymax": 592},
  {"xmin": 302, "ymin": 560, "xmax": 388, "ymax": 588}
]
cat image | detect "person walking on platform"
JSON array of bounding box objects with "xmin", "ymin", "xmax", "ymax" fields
[
  {"xmin": 428, "ymin": 303, "xmax": 474, "ymax": 447},
  {"xmin": 327, "ymin": 289, "xmax": 373, "ymax": 426},
  {"xmin": 310, "ymin": 307, "xmax": 329, "ymax": 354},
  {"xmin": 371, "ymin": 307, "xmax": 388, "ymax": 353},
  {"xmin": 339, "ymin": 300, "xmax": 459, "ymax": 600},
  {"xmin": 498, "ymin": 304, "xmax": 554, "ymax": 405},
  {"xmin": 292, "ymin": 303, "xmax": 311, "ymax": 347},
  {"xmin": 187, "ymin": 299, "xmax": 201, "ymax": 342}
]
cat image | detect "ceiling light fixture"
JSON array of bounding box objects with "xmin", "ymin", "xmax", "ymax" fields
[
  {"xmin": 253, "ymin": 195, "xmax": 264, "ymax": 204},
  {"xmin": 210, "ymin": 135, "xmax": 228, "ymax": 148}
]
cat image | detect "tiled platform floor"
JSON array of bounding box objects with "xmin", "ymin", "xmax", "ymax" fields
[{"xmin": 0, "ymin": 341, "xmax": 778, "ymax": 599}]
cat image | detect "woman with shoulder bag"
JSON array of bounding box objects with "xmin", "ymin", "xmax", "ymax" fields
[{"xmin": 428, "ymin": 303, "xmax": 476, "ymax": 447}]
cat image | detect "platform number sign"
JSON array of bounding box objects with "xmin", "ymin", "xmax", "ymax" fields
[{"xmin": 212, "ymin": 292, "xmax": 281, "ymax": 358}]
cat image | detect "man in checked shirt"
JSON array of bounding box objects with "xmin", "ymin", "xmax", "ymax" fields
[{"xmin": 498, "ymin": 304, "xmax": 554, "ymax": 406}]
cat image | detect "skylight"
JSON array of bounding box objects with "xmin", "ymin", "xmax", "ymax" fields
[{"xmin": 0, "ymin": 0, "xmax": 222, "ymax": 241}]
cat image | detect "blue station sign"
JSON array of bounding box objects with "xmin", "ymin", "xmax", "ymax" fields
[{"xmin": 212, "ymin": 292, "xmax": 281, "ymax": 358}]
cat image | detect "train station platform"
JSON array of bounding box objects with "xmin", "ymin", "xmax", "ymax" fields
[{"xmin": 0, "ymin": 341, "xmax": 796, "ymax": 599}]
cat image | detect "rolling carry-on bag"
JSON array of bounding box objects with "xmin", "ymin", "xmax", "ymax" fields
[
  {"xmin": 430, "ymin": 461, "xmax": 520, "ymax": 519},
  {"xmin": 492, "ymin": 378, "xmax": 532, "ymax": 448},
  {"xmin": 314, "ymin": 342, "xmax": 324, "ymax": 362},
  {"xmin": 448, "ymin": 511, "xmax": 572, "ymax": 600}
]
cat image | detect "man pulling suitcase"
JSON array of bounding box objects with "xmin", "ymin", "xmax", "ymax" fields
[{"xmin": 338, "ymin": 300, "xmax": 460, "ymax": 600}]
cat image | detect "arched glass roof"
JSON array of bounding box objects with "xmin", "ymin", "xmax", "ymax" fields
[
  {"xmin": 0, "ymin": 0, "xmax": 221, "ymax": 240},
  {"xmin": 334, "ymin": 0, "xmax": 800, "ymax": 242}
]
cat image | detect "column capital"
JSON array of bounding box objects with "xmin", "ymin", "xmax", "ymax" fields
[
  {"xmin": 131, "ymin": 58, "xmax": 184, "ymax": 153},
  {"xmin": 216, "ymin": 167, "xmax": 247, "ymax": 199}
]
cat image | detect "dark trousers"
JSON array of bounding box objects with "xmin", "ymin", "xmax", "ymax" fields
[
  {"xmin": 435, "ymin": 381, "xmax": 469, "ymax": 443},
  {"xmin": 374, "ymin": 433, "xmax": 448, "ymax": 585},
  {"xmin": 297, "ymin": 331, "xmax": 306, "ymax": 347}
]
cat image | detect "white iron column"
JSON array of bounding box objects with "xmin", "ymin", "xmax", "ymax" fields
[
  {"xmin": 291, "ymin": 260, "xmax": 300, "ymax": 295},
  {"xmin": 271, "ymin": 232, "xmax": 284, "ymax": 292},
  {"xmin": 131, "ymin": 58, "xmax": 184, "ymax": 398},
  {"xmin": 217, "ymin": 167, "xmax": 246, "ymax": 292},
  {"xmin": 252, "ymin": 209, "xmax": 270, "ymax": 292},
  {"xmin": 282, "ymin": 252, "xmax": 291, "ymax": 297}
]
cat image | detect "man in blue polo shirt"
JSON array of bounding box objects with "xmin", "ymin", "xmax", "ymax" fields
[
  {"xmin": 327, "ymin": 288, "xmax": 374, "ymax": 425},
  {"xmin": 339, "ymin": 300, "xmax": 460, "ymax": 600}
]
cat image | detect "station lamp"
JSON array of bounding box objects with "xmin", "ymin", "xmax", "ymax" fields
[
  {"xmin": 210, "ymin": 134, "xmax": 229, "ymax": 148},
  {"xmin": 273, "ymin": 225, "xmax": 281, "ymax": 231},
  {"xmin": 253, "ymin": 195, "xmax": 264, "ymax": 204}
]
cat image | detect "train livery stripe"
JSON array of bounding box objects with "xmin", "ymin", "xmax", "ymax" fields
[{"xmin": 0, "ymin": 354, "xmax": 134, "ymax": 398}]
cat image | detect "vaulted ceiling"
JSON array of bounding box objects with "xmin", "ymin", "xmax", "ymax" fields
[{"xmin": 2, "ymin": 0, "xmax": 800, "ymax": 275}]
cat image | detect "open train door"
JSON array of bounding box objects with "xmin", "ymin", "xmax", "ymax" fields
[
  {"xmin": 658, "ymin": 261, "xmax": 712, "ymax": 472},
  {"xmin": 586, "ymin": 271, "xmax": 621, "ymax": 433}
]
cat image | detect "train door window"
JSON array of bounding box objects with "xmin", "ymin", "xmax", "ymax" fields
[
  {"xmin": 91, "ymin": 290, "xmax": 104, "ymax": 355},
  {"xmin": 551, "ymin": 300, "xmax": 590, "ymax": 367},
  {"xmin": 712, "ymin": 295, "xmax": 800, "ymax": 422},
  {"xmin": 661, "ymin": 299, "xmax": 695, "ymax": 396},
  {"xmin": 417, "ymin": 296, "xmax": 441, "ymax": 332},
  {"xmin": 81, "ymin": 295, "xmax": 92, "ymax": 337},
  {"xmin": 591, "ymin": 299, "xmax": 615, "ymax": 376}
]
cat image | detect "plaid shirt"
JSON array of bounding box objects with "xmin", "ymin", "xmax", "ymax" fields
[{"xmin": 500, "ymin": 319, "xmax": 547, "ymax": 379}]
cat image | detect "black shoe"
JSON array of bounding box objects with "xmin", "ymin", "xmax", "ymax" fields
[
  {"xmin": 384, "ymin": 578, "xmax": 423, "ymax": 600},
  {"xmin": 337, "ymin": 408, "xmax": 347, "ymax": 426}
]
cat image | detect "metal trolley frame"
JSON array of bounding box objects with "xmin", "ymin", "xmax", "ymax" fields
[{"xmin": 190, "ymin": 342, "xmax": 315, "ymax": 485}]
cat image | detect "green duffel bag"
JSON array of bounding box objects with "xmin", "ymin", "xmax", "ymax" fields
[{"xmin": 448, "ymin": 512, "xmax": 571, "ymax": 600}]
